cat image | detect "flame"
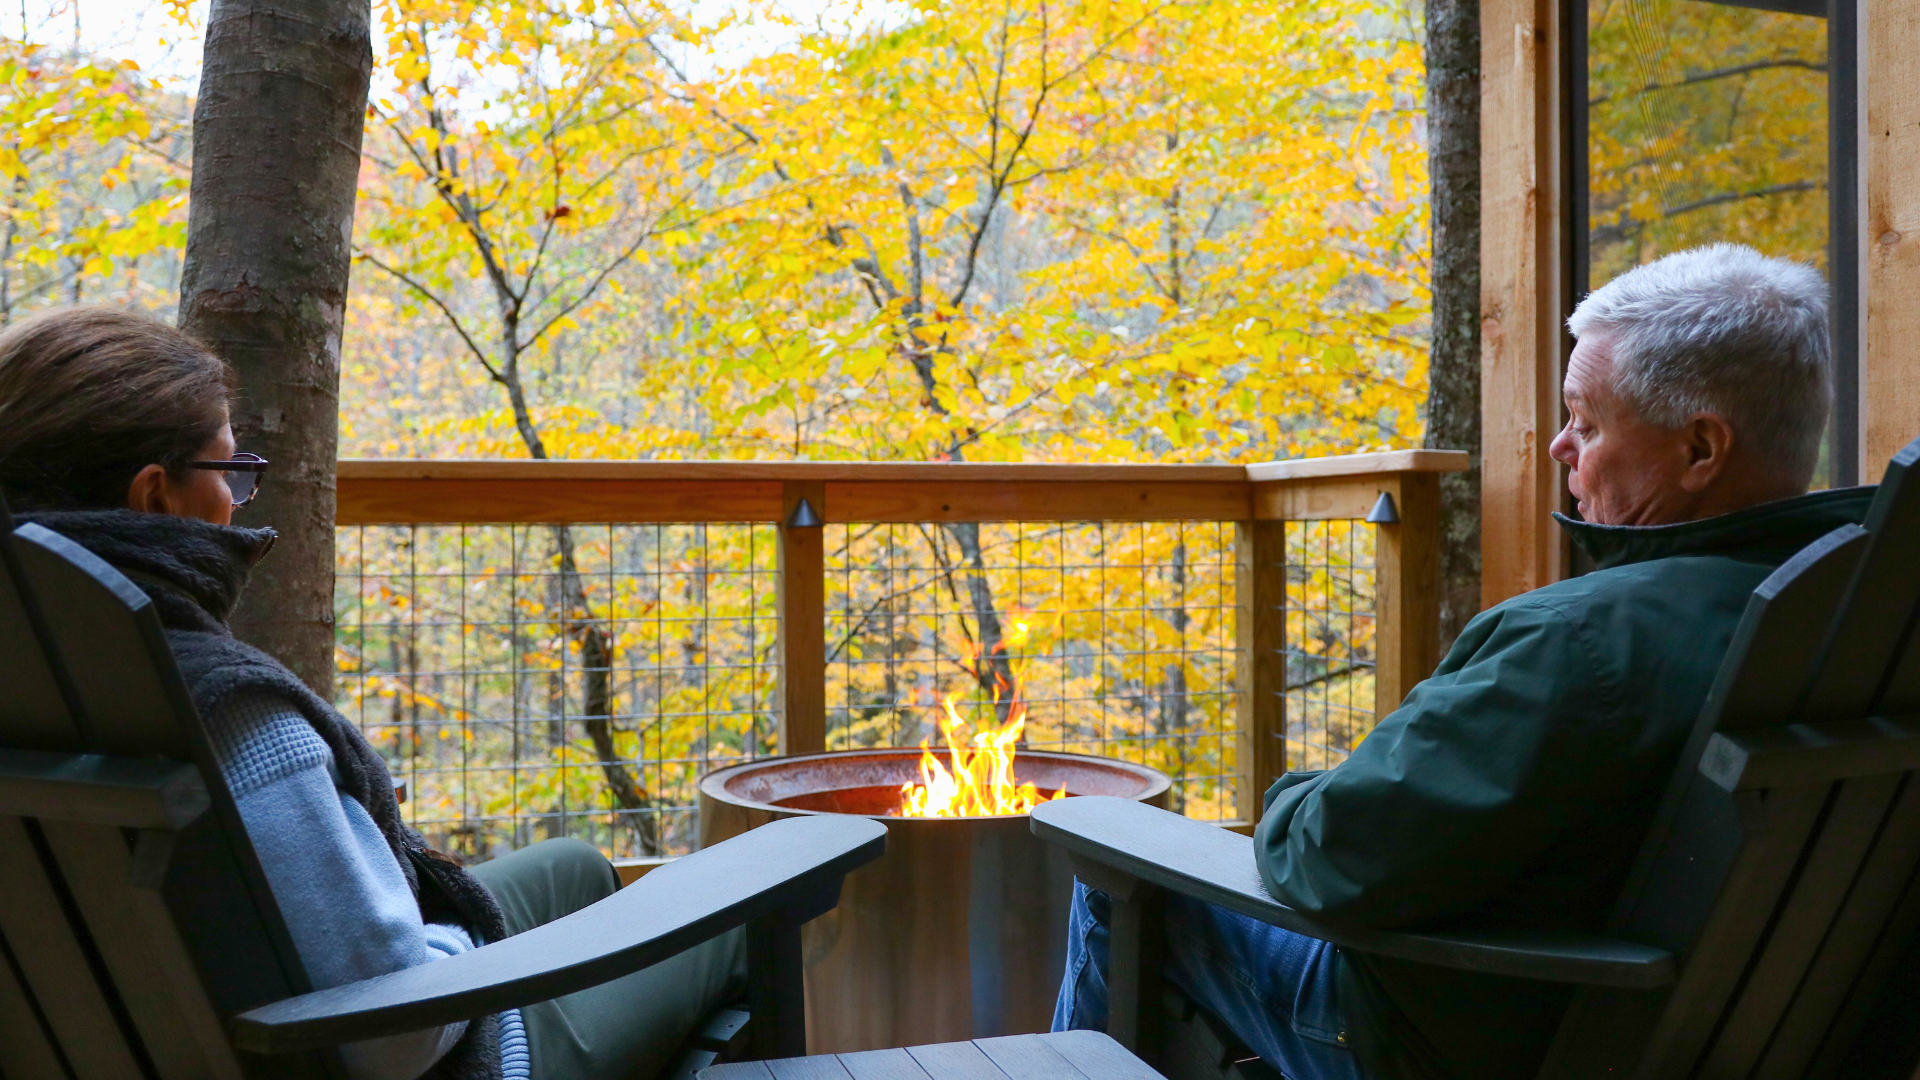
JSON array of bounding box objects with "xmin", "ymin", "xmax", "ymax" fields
[{"xmin": 897, "ymin": 612, "xmax": 1070, "ymax": 817}]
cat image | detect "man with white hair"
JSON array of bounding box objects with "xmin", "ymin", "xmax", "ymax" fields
[{"xmin": 1053, "ymin": 245, "xmax": 1861, "ymax": 1080}]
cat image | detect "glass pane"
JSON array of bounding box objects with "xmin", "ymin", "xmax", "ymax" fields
[{"xmin": 1587, "ymin": 0, "xmax": 1828, "ymax": 290}]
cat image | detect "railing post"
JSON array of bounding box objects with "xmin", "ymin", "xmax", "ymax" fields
[
  {"xmin": 1372, "ymin": 472, "xmax": 1443, "ymax": 721},
  {"xmin": 778, "ymin": 480, "xmax": 826, "ymax": 756},
  {"xmin": 1236, "ymin": 514, "xmax": 1288, "ymax": 824}
]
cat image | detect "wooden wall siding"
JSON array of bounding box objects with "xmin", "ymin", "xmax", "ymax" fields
[
  {"xmin": 1479, "ymin": 0, "xmax": 1570, "ymax": 608},
  {"xmin": 1866, "ymin": 0, "xmax": 1920, "ymax": 472}
]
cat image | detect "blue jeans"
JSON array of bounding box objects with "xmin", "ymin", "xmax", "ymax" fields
[{"xmin": 1052, "ymin": 881, "xmax": 1366, "ymax": 1080}]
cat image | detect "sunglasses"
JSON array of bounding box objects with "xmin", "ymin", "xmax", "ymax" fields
[{"xmin": 188, "ymin": 453, "xmax": 270, "ymax": 508}]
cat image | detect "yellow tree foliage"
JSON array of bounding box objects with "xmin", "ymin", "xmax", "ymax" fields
[
  {"xmin": 653, "ymin": 0, "xmax": 1428, "ymax": 463},
  {"xmin": 348, "ymin": 0, "xmax": 1428, "ymax": 465},
  {"xmin": 1587, "ymin": 0, "xmax": 1826, "ymax": 286},
  {"xmin": 0, "ymin": 38, "xmax": 186, "ymax": 319}
]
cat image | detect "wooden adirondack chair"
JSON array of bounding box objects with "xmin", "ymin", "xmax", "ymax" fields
[
  {"xmin": 0, "ymin": 502, "xmax": 887, "ymax": 1080},
  {"xmin": 1032, "ymin": 436, "xmax": 1920, "ymax": 1080}
]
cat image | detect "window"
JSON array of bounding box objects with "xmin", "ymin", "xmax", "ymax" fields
[{"xmin": 1576, "ymin": 0, "xmax": 1857, "ymax": 485}]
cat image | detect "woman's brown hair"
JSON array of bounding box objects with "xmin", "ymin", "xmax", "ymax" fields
[{"xmin": 0, "ymin": 306, "xmax": 233, "ymax": 511}]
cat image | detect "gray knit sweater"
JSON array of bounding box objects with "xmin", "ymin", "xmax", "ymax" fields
[{"xmin": 25, "ymin": 510, "xmax": 528, "ymax": 1080}]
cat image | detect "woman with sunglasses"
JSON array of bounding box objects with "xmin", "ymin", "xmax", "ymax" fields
[{"xmin": 0, "ymin": 307, "xmax": 742, "ymax": 1080}]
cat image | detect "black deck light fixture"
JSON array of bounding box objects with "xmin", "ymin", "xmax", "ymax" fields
[
  {"xmin": 787, "ymin": 497, "xmax": 823, "ymax": 528},
  {"xmin": 1366, "ymin": 490, "xmax": 1400, "ymax": 525}
]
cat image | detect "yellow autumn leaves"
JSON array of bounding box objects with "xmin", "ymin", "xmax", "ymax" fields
[{"xmin": 347, "ymin": 0, "xmax": 1432, "ymax": 465}]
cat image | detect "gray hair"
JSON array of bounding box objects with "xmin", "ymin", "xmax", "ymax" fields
[{"xmin": 1567, "ymin": 243, "xmax": 1831, "ymax": 486}]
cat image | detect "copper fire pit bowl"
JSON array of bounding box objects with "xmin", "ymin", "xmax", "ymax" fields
[{"xmin": 699, "ymin": 748, "xmax": 1170, "ymax": 1054}]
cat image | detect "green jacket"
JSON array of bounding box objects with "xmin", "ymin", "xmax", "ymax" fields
[{"xmin": 1254, "ymin": 487, "xmax": 1875, "ymax": 1080}]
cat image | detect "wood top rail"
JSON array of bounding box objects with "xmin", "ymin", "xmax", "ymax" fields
[{"xmin": 335, "ymin": 450, "xmax": 1468, "ymax": 526}]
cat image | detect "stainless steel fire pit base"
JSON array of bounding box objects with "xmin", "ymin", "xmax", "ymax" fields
[{"xmin": 699, "ymin": 748, "xmax": 1170, "ymax": 1054}]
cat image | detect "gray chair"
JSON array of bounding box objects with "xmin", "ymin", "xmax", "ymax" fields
[
  {"xmin": 0, "ymin": 502, "xmax": 886, "ymax": 1080},
  {"xmin": 1035, "ymin": 436, "xmax": 1920, "ymax": 1080}
]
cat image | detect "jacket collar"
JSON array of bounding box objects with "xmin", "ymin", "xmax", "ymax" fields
[
  {"xmin": 18, "ymin": 509, "xmax": 277, "ymax": 624},
  {"xmin": 1555, "ymin": 487, "xmax": 1877, "ymax": 571}
]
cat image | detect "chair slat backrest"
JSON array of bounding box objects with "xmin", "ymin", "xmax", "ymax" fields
[
  {"xmin": 1543, "ymin": 441, "xmax": 1920, "ymax": 1080},
  {"xmin": 1800, "ymin": 443, "xmax": 1920, "ymax": 721},
  {"xmin": 0, "ymin": 504, "xmax": 335, "ymax": 1080},
  {"xmin": 0, "ymin": 510, "xmax": 83, "ymax": 750}
]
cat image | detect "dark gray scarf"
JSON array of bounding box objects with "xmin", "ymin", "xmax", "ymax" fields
[{"xmin": 24, "ymin": 509, "xmax": 506, "ymax": 1080}]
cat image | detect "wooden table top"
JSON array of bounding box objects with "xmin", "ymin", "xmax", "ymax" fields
[{"xmin": 698, "ymin": 1031, "xmax": 1165, "ymax": 1080}]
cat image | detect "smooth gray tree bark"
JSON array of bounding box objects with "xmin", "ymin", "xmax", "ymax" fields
[
  {"xmin": 1422, "ymin": 0, "xmax": 1482, "ymax": 653},
  {"xmin": 178, "ymin": 0, "xmax": 373, "ymax": 692}
]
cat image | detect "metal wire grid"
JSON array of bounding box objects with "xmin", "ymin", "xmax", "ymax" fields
[
  {"xmin": 1282, "ymin": 520, "xmax": 1378, "ymax": 770},
  {"xmin": 823, "ymin": 521, "xmax": 1240, "ymax": 820},
  {"xmin": 334, "ymin": 523, "xmax": 779, "ymax": 860}
]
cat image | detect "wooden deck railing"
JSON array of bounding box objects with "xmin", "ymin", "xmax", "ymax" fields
[{"xmin": 336, "ymin": 450, "xmax": 1466, "ymax": 843}]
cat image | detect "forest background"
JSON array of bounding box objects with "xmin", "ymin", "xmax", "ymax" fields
[{"xmin": 3, "ymin": 0, "xmax": 1827, "ymax": 857}]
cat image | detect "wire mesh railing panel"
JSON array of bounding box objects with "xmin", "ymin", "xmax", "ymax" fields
[
  {"xmin": 334, "ymin": 522, "xmax": 779, "ymax": 860},
  {"xmin": 1282, "ymin": 519, "xmax": 1378, "ymax": 770},
  {"xmin": 824, "ymin": 521, "xmax": 1240, "ymax": 819}
]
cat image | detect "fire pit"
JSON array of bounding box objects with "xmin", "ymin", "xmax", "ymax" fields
[{"xmin": 699, "ymin": 747, "xmax": 1170, "ymax": 1053}]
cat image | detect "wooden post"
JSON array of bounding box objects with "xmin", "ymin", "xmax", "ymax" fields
[
  {"xmin": 1069, "ymin": 856, "xmax": 1164, "ymax": 1059},
  {"xmin": 1235, "ymin": 518, "xmax": 1288, "ymax": 824},
  {"xmin": 1865, "ymin": 0, "xmax": 1920, "ymax": 472},
  {"xmin": 778, "ymin": 481, "xmax": 826, "ymax": 756},
  {"xmin": 745, "ymin": 913, "xmax": 809, "ymax": 1059},
  {"xmin": 1373, "ymin": 473, "xmax": 1444, "ymax": 721},
  {"xmin": 1480, "ymin": 0, "xmax": 1571, "ymax": 608}
]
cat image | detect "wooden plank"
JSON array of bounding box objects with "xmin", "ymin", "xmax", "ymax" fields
[
  {"xmin": 1373, "ymin": 473, "xmax": 1442, "ymax": 720},
  {"xmin": 1702, "ymin": 716, "xmax": 1920, "ymax": 793},
  {"xmin": 904, "ymin": 1040, "xmax": 1010, "ymax": 1080},
  {"xmin": 0, "ymin": 749, "xmax": 209, "ymax": 829},
  {"xmin": 836, "ymin": 1048, "xmax": 934, "ymax": 1080},
  {"xmin": 1035, "ymin": 1031, "xmax": 1166, "ymax": 1080},
  {"xmin": 766, "ymin": 1055, "xmax": 857, "ymax": 1080},
  {"xmin": 700, "ymin": 1061, "xmax": 777, "ymax": 1080},
  {"xmin": 1242, "ymin": 449, "xmax": 1469, "ymax": 482},
  {"xmin": 1702, "ymin": 526, "xmax": 1870, "ymax": 731},
  {"xmin": 336, "ymin": 478, "xmax": 784, "ymax": 525},
  {"xmin": 0, "ymin": 922, "xmax": 69, "ymax": 1080},
  {"xmin": 0, "ymin": 815, "xmax": 145, "ymax": 1080},
  {"xmin": 41, "ymin": 819, "xmax": 245, "ymax": 1080},
  {"xmin": 1478, "ymin": 0, "xmax": 1571, "ymax": 608},
  {"xmin": 1758, "ymin": 774, "xmax": 1920, "ymax": 1080},
  {"xmin": 0, "ymin": 523, "xmax": 82, "ymax": 751},
  {"xmin": 972, "ymin": 1034, "xmax": 1093, "ymax": 1080},
  {"xmin": 1235, "ymin": 520, "xmax": 1288, "ymax": 822},
  {"xmin": 824, "ymin": 481, "xmax": 1248, "ymax": 524},
  {"xmin": 1638, "ymin": 785, "xmax": 1832, "ymax": 1080},
  {"xmin": 1699, "ymin": 774, "xmax": 1903, "ymax": 1077},
  {"xmin": 1804, "ymin": 854, "xmax": 1920, "ymax": 1077},
  {"xmin": 1249, "ymin": 477, "xmax": 1377, "ymax": 522},
  {"xmin": 11, "ymin": 525, "xmax": 194, "ymax": 759},
  {"xmin": 339, "ymin": 458, "xmax": 1251, "ymax": 484},
  {"xmin": 1104, "ymin": 881, "xmax": 1166, "ymax": 1057},
  {"xmin": 747, "ymin": 911, "xmax": 809, "ymax": 1061},
  {"xmin": 1864, "ymin": 3, "xmax": 1920, "ymax": 473},
  {"xmin": 779, "ymin": 481, "xmax": 827, "ymax": 756},
  {"xmin": 1800, "ymin": 443, "xmax": 1920, "ymax": 721}
]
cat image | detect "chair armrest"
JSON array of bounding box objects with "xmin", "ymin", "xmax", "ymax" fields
[
  {"xmin": 232, "ymin": 814, "xmax": 886, "ymax": 1054},
  {"xmin": 1031, "ymin": 797, "xmax": 1676, "ymax": 989}
]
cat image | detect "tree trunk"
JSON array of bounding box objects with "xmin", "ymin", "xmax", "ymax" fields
[
  {"xmin": 1423, "ymin": 0, "xmax": 1483, "ymax": 655},
  {"xmin": 178, "ymin": 0, "xmax": 373, "ymax": 694}
]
